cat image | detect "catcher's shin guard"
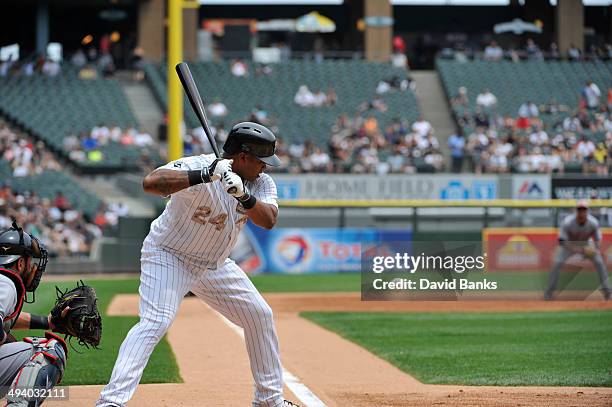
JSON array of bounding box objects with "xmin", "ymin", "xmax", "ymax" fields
[{"xmin": 6, "ymin": 332, "xmax": 68, "ymax": 406}]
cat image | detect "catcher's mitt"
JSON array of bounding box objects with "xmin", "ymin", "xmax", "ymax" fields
[{"xmin": 50, "ymin": 280, "xmax": 102, "ymax": 349}]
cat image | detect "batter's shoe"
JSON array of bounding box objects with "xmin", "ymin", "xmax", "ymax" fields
[{"xmin": 283, "ymin": 400, "xmax": 300, "ymax": 407}]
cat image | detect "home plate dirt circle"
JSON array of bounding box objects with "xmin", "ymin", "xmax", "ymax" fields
[{"xmin": 52, "ymin": 293, "xmax": 612, "ymax": 406}]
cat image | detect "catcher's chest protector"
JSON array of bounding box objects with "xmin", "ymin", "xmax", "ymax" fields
[{"xmin": 0, "ymin": 267, "xmax": 25, "ymax": 332}]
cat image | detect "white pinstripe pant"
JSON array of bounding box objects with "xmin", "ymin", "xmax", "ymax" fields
[{"xmin": 96, "ymin": 242, "xmax": 284, "ymax": 407}]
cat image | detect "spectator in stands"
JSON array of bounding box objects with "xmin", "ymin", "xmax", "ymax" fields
[
  {"xmin": 254, "ymin": 64, "xmax": 273, "ymax": 76},
  {"xmin": 529, "ymin": 124, "xmax": 549, "ymax": 146},
  {"xmin": 593, "ymin": 142, "xmax": 608, "ymax": 175},
  {"xmin": 467, "ymin": 127, "xmax": 489, "ymax": 174},
  {"xmin": 548, "ymin": 42, "xmax": 561, "ymax": 60},
  {"xmin": 78, "ymin": 64, "xmax": 98, "ymax": 80},
  {"xmin": 486, "ymin": 141, "xmax": 509, "ymax": 173},
  {"xmin": 71, "ymin": 49, "xmax": 87, "ymax": 67},
  {"xmin": 412, "ymin": 116, "xmax": 432, "ymax": 138},
  {"xmin": 581, "ymin": 81, "xmax": 601, "ymax": 110},
  {"xmin": 540, "ymin": 98, "xmax": 568, "ymax": 115},
  {"xmin": 525, "ymin": 38, "xmax": 544, "ymax": 60},
  {"xmin": 376, "ymin": 80, "xmax": 391, "ymax": 95},
  {"xmin": 309, "ymin": 147, "xmax": 332, "ymax": 172},
  {"xmin": 484, "ymin": 41, "xmax": 504, "ymax": 61},
  {"xmin": 135, "ymin": 129, "xmax": 154, "ymax": 147},
  {"xmin": 575, "ymin": 134, "xmax": 596, "ymax": 173},
  {"xmin": 230, "ymin": 59, "xmax": 249, "ymax": 77},
  {"xmin": 473, "ymin": 107, "xmax": 490, "ymax": 128},
  {"xmin": 391, "ymin": 51, "xmax": 408, "ymax": 69},
  {"xmin": 363, "ymin": 115, "xmax": 380, "ymax": 137},
  {"xmin": 294, "ymin": 85, "xmax": 315, "ymax": 107},
  {"xmin": 288, "ymin": 139, "xmax": 306, "ymax": 160},
  {"xmin": 22, "ymin": 60, "xmax": 34, "ymax": 76},
  {"xmin": 448, "ymin": 132, "xmax": 465, "ymax": 173},
  {"xmin": 568, "ymin": 44, "xmax": 582, "ymax": 61},
  {"xmin": 53, "ymin": 191, "xmax": 70, "ymax": 211},
  {"xmin": 326, "ymin": 88, "xmax": 338, "ymax": 106},
  {"xmin": 312, "ymin": 89, "xmax": 328, "ymax": 107},
  {"xmin": 251, "ymin": 105, "xmax": 269, "ymax": 125},
  {"xmin": 373, "ymin": 95, "xmax": 389, "ymax": 113},
  {"xmin": 99, "ymin": 51, "xmax": 116, "ymax": 77},
  {"xmin": 109, "ymin": 124, "xmax": 122, "ymax": 143},
  {"xmin": 41, "ymin": 58, "xmax": 60, "ymax": 77},
  {"xmin": 607, "ymin": 85, "xmax": 612, "ymax": 111},
  {"xmin": 563, "ymin": 114, "xmax": 583, "ymax": 132},
  {"xmin": 476, "ymin": 88, "xmax": 497, "ymax": 109},
  {"xmin": 208, "ymin": 98, "xmax": 228, "ymax": 117},
  {"xmin": 451, "ymin": 87, "xmax": 469, "ymax": 107},
  {"xmin": 131, "ymin": 47, "xmax": 146, "ymax": 82},
  {"xmin": 518, "ymin": 101, "xmax": 539, "ymax": 119}
]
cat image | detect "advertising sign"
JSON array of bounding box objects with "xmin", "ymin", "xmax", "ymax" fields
[
  {"xmin": 484, "ymin": 228, "xmax": 612, "ymax": 272},
  {"xmin": 238, "ymin": 225, "xmax": 412, "ymax": 273},
  {"xmin": 552, "ymin": 177, "xmax": 612, "ymax": 200},
  {"xmin": 271, "ymin": 174, "xmax": 498, "ymax": 201},
  {"xmin": 512, "ymin": 174, "xmax": 550, "ymax": 200}
]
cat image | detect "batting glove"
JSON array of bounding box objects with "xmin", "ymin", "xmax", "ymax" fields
[
  {"xmin": 221, "ymin": 171, "xmax": 246, "ymax": 197},
  {"xmin": 202, "ymin": 159, "xmax": 233, "ymax": 183}
]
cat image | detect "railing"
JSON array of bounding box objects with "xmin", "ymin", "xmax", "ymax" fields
[{"xmin": 279, "ymin": 199, "xmax": 612, "ymax": 229}]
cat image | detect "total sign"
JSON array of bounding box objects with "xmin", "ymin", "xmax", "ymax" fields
[{"xmin": 247, "ymin": 226, "xmax": 412, "ymax": 273}]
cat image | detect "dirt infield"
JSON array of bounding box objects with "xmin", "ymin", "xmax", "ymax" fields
[{"xmin": 51, "ymin": 293, "xmax": 612, "ymax": 407}]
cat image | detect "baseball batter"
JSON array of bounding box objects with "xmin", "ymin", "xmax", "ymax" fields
[
  {"xmin": 545, "ymin": 200, "xmax": 611, "ymax": 300},
  {"xmin": 0, "ymin": 222, "xmax": 68, "ymax": 406},
  {"xmin": 97, "ymin": 122, "xmax": 297, "ymax": 407}
]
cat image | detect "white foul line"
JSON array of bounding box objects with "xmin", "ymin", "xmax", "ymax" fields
[{"xmin": 209, "ymin": 306, "xmax": 328, "ymax": 407}]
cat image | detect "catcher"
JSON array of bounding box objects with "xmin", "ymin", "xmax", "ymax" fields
[
  {"xmin": 0, "ymin": 222, "xmax": 102, "ymax": 406},
  {"xmin": 545, "ymin": 200, "xmax": 611, "ymax": 300}
]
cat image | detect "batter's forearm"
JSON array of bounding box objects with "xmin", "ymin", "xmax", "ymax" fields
[
  {"xmin": 143, "ymin": 169, "xmax": 192, "ymax": 196},
  {"xmin": 247, "ymin": 202, "xmax": 278, "ymax": 230}
]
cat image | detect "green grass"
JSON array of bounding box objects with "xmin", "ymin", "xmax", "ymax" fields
[
  {"xmin": 250, "ymin": 273, "xmax": 360, "ymax": 292},
  {"xmin": 303, "ymin": 310, "xmax": 612, "ymax": 387},
  {"xmin": 17, "ymin": 279, "xmax": 182, "ymax": 385}
]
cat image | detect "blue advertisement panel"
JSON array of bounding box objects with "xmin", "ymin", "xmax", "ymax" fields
[{"xmin": 242, "ymin": 225, "xmax": 412, "ymax": 274}]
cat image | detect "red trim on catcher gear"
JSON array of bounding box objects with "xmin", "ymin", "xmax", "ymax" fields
[
  {"xmin": 45, "ymin": 331, "xmax": 68, "ymax": 356},
  {"xmin": 0, "ymin": 267, "xmax": 25, "ymax": 321},
  {"xmin": 41, "ymin": 351, "xmax": 58, "ymax": 362}
]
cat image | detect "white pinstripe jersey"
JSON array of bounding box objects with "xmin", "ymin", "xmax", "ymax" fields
[{"xmin": 146, "ymin": 154, "xmax": 278, "ymax": 269}]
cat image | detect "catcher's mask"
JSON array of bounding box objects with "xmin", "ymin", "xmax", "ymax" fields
[{"xmin": 0, "ymin": 220, "xmax": 48, "ymax": 300}]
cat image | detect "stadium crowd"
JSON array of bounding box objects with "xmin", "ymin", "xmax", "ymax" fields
[
  {"xmin": 0, "ymin": 122, "xmax": 129, "ymax": 257},
  {"xmin": 1, "ymin": 122, "xmax": 62, "ymax": 176},
  {"xmin": 63, "ymin": 124, "xmax": 154, "ymax": 164},
  {"xmin": 449, "ymin": 83, "xmax": 612, "ymax": 174},
  {"xmin": 442, "ymin": 38, "xmax": 612, "ymax": 62}
]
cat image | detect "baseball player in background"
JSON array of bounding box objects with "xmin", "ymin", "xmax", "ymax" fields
[
  {"xmin": 97, "ymin": 122, "xmax": 298, "ymax": 407},
  {"xmin": 545, "ymin": 200, "xmax": 611, "ymax": 300},
  {"xmin": 0, "ymin": 221, "xmax": 69, "ymax": 406}
]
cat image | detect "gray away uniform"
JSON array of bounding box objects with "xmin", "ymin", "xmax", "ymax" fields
[
  {"xmin": 545, "ymin": 214, "xmax": 611, "ymax": 298},
  {"xmin": 0, "ymin": 274, "xmax": 34, "ymax": 398}
]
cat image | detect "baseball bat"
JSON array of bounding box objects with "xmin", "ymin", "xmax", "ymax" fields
[
  {"xmin": 175, "ymin": 62, "xmax": 222, "ymax": 158},
  {"xmin": 175, "ymin": 62, "xmax": 237, "ymax": 194}
]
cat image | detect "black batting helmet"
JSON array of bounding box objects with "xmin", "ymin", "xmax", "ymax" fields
[
  {"xmin": 0, "ymin": 221, "xmax": 48, "ymax": 292},
  {"xmin": 223, "ymin": 122, "xmax": 281, "ymax": 167}
]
